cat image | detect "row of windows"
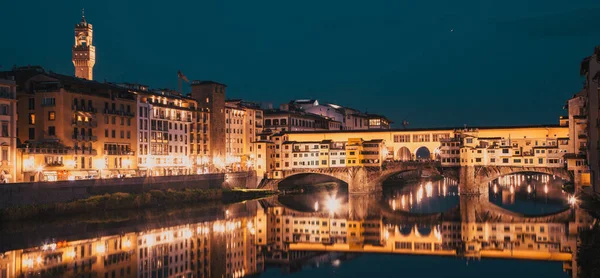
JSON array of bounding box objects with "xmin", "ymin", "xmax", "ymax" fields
[
  {"xmin": 467, "ymin": 157, "xmax": 561, "ymax": 164},
  {"xmin": 104, "ymin": 129, "xmax": 131, "ymax": 139},
  {"xmin": 104, "ymin": 116, "xmax": 131, "ymax": 126}
]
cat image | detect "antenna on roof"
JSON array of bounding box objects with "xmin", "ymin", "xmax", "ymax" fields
[{"xmin": 402, "ymin": 120, "xmax": 409, "ymax": 129}]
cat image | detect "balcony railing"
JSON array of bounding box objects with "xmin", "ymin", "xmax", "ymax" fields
[
  {"xmin": 45, "ymin": 161, "xmax": 64, "ymax": 167},
  {"xmin": 21, "ymin": 148, "xmax": 72, "ymax": 154},
  {"xmin": 104, "ymin": 150, "xmax": 135, "ymax": 156},
  {"xmin": 72, "ymin": 120, "xmax": 98, "ymax": 128},
  {"xmin": 72, "ymin": 105, "xmax": 97, "ymax": 113},
  {"xmin": 72, "ymin": 135, "xmax": 98, "ymax": 141}
]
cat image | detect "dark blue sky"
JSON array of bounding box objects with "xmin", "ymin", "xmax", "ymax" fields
[{"xmin": 2, "ymin": 0, "xmax": 599, "ymax": 128}]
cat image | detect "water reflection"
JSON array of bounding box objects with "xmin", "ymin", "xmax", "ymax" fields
[
  {"xmin": 489, "ymin": 173, "xmax": 570, "ymax": 215},
  {"xmin": 384, "ymin": 177, "xmax": 459, "ymax": 214},
  {"xmin": 0, "ymin": 189, "xmax": 597, "ymax": 278}
]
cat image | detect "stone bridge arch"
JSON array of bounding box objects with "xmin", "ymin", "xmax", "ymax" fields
[
  {"xmin": 259, "ymin": 162, "xmax": 436, "ymax": 194},
  {"xmin": 474, "ymin": 166, "xmax": 572, "ymax": 185},
  {"xmin": 366, "ymin": 162, "xmax": 440, "ymax": 191},
  {"xmin": 414, "ymin": 146, "xmax": 432, "ymax": 160}
]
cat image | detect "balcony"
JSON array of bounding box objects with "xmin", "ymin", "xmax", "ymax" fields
[
  {"xmin": 104, "ymin": 150, "xmax": 135, "ymax": 156},
  {"xmin": 21, "ymin": 147, "xmax": 72, "ymax": 155},
  {"xmin": 72, "ymin": 120, "xmax": 98, "ymax": 128},
  {"xmin": 72, "ymin": 135, "xmax": 98, "ymax": 141},
  {"xmin": 72, "ymin": 105, "xmax": 97, "ymax": 113}
]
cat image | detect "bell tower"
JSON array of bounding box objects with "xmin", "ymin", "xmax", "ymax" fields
[{"xmin": 72, "ymin": 9, "xmax": 95, "ymax": 80}]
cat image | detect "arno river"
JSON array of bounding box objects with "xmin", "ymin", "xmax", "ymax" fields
[{"xmin": 0, "ymin": 173, "xmax": 597, "ymax": 278}]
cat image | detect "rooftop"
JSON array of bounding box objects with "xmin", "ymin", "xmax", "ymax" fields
[
  {"xmin": 281, "ymin": 124, "xmax": 564, "ymax": 135},
  {"xmin": 191, "ymin": 80, "xmax": 227, "ymax": 87}
]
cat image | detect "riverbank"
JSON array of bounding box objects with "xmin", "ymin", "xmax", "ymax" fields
[{"xmin": 0, "ymin": 188, "xmax": 277, "ymax": 221}]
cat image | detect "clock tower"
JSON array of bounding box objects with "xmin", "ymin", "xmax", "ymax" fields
[{"xmin": 72, "ymin": 9, "xmax": 95, "ymax": 80}]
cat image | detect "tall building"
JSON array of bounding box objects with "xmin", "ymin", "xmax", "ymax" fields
[
  {"xmin": 563, "ymin": 90, "xmax": 591, "ymax": 190},
  {"xmin": 580, "ymin": 47, "xmax": 600, "ymax": 196},
  {"xmin": 2, "ymin": 67, "xmax": 138, "ymax": 181},
  {"xmin": 191, "ymin": 81, "xmax": 226, "ymax": 167},
  {"xmin": 116, "ymin": 83, "xmax": 202, "ymax": 176},
  {"xmin": 225, "ymin": 100, "xmax": 263, "ymax": 170},
  {"xmin": 0, "ymin": 78, "xmax": 18, "ymax": 183},
  {"xmin": 72, "ymin": 10, "xmax": 95, "ymax": 80}
]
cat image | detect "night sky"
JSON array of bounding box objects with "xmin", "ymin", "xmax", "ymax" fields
[{"xmin": 1, "ymin": 0, "xmax": 600, "ymax": 128}]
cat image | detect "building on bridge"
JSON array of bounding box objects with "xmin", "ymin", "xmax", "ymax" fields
[
  {"xmin": 252, "ymin": 125, "xmax": 574, "ymax": 186},
  {"xmin": 255, "ymin": 135, "xmax": 387, "ymax": 180},
  {"xmin": 439, "ymin": 128, "xmax": 569, "ymax": 169}
]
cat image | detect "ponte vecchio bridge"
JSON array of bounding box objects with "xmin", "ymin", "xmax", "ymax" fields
[{"xmin": 258, "ymin": 124, "xmax": 575, "ymax": 194}]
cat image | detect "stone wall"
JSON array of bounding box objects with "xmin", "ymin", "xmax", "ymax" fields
[{"xmin": 0, "ymin": 171, "xmax": 255, "ymax": 209}]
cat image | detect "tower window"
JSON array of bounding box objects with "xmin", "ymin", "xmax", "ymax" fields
[{"xmin": 205, "ymin": 97, "xmax": 209, "ymax": 103}]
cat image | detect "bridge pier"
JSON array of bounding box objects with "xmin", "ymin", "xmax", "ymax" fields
[{"xmin": 459, "ymin": 166, "xmax": 489, "ymax": 196}]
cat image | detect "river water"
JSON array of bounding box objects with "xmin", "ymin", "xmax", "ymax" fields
[{"xmin": 0, "ymin": 174, "xmax": 596, "ymax": 278}]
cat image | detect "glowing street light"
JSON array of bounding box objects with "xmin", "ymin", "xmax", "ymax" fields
[
  {"xmin": 568, "ymin": 195, "xmax": 577, "ymax": 207},
  {"xmin": 381, "ymin": 147, "xmax": 389, "ymax": 160}
]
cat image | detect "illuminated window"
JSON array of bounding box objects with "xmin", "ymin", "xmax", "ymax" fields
[
  {"xmin": 48, "ymin": 111, "xmax": 56, "ymax": 121},
  {"xmin": 28, "ymin": 113, "xmax": 35, "ymax": 124}
]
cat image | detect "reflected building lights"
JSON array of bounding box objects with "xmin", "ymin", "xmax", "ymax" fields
[{"xmin": 425, "ymin": 182, "xmax": 433, "ymax": 198}]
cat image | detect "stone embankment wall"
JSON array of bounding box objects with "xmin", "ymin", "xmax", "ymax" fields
[{"xmin": 0, "ymin": 171, "xmax": 256, "ymax": 209}]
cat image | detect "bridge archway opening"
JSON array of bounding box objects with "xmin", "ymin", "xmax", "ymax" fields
[
  {"xmin": 396, "ymin": 147, "xmax": 412, "ymax": 161},
  {"xmin": 416, "ymin": 226, "xmax": 432, "ymax": 236},
  {"xmin": 415, "ymin": 147, "xmax": 431, "ymax": 160},
  {"xmin": 277, "ymin": 173, "xmax": 348, "ymax": 192},
  {"xmin": 399, "ymin": 225, "xmax": 413, "ymax": 236},
  {"xmin": 488, "ymin": 172, "xmax": 570, "ymax": 216}
]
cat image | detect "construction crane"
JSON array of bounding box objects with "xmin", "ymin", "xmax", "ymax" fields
[{"xmin": 177, "ymin": 70, "xmax": 189, "ymax": 94}]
